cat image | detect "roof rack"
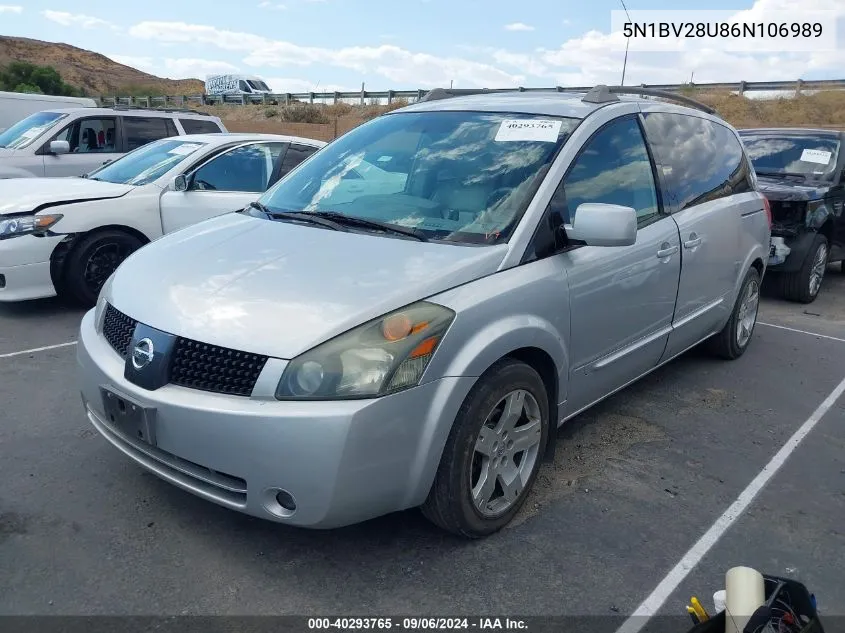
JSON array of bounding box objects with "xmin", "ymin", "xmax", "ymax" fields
[
  {"xmin": 418, "ymin": 84, "xmax": 715, "ymax": 115},
  {"xmin": 581, "ymin": 85, "xmax": 716, "ymax": 114},
  {"xmin": 108, "ymin": 104, "xmax": 214, "ymax": 116}
]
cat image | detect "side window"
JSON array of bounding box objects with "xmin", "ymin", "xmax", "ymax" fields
[
  {"xmin": 123, "ymin": 117, "xmax": 178, "ymax": 151},
  {"xmin": 238, "ymin": 80, "xmax": 251, "ymax": 93},
  {"xmin": 278, "ymin": 143, "xmax": 319, "ymax": 177},
  {"xmin": 179, "ymin": 118, "xmax": 223, "ymax": 134},
  {"xmin": 52, "ymin": 117, "xmax": 117, "ymax": 153},
  {"xmin": 191, "ymin": 142, "xmax": 286, "ymax": 192},
  {"xmin": 640, "ymin": 112, "xmax": 752, "ymax": 212},
  {"xmin": 551, "ymin": 116, "xmax": 659, "ymax": 227}
]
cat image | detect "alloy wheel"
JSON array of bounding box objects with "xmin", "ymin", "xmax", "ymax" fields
[
  {"xmin": 470, "ymin": 389, "xmax": 543, "ymax": 517},
  {"xmin": 736, "ymin": 278, "xmax": 760, "ymax": 348}
]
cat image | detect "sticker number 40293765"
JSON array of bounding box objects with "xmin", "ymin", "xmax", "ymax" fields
[{"xmin": 495, "ymin": 119, "xmax": 562, "ymax": 143}]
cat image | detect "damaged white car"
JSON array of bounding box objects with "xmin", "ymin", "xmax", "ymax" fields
[{"xmin": 0, "ymin": 133, "xmax": 325, "ymax": 305}]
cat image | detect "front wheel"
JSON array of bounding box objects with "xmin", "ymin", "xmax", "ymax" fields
[
  {"xmin": 62, "ymin": 230, "xmax": 144, "ymax": 307},
  {"xmin": 707, "ymin": 266, "xmax": 761, "ymax": 360},
  {"xmin": 779, "ymin": 234, "xmax": 828, "ymax": 303},
  {"xmin": 421, "ymin": 359, "xmax": 550, "ymax": 538}
]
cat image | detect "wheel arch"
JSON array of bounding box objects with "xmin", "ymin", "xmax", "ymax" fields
[{"xmin": 50, "ymin": 225, "xmax": 151, "ymax": 296}]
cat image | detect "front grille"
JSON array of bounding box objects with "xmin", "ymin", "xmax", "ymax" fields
[
  {"xmin": 102, "ymin": 304, "xmax": 137, "ymax": 358},
  {"xmin": 102, "ymin": 303, "xmax": 267, "ymax": 397},
  {"xmin": 169, "ymin": 337, "xmax": 268, "ymax": 397}
]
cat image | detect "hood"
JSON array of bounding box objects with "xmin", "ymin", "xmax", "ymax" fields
[
  {"xmin": 756, "ymin": 176, "xmax": 831, "ymax": 202},
  {"xmin": 109, "ymin": 212, "xmax": 508, "ymax": 359},
  {"xmin": 0, "ymin": 178, "xmax": 134, "ymax": 215},
  {"xmin": 0, "ymin": 148, "xmax": 14, "ymax": 159}
]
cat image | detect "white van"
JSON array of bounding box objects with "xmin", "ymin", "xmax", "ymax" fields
[
  {"xmin": 0, "ymin": 91, "xmax": 97, "ymax": 133},
  {"xmin": 205, "ymin": 74, "xmax": 273, "ymax": 96}
]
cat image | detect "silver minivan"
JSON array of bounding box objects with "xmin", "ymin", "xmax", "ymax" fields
[{"xmin": 77, "ymin": 87, "xmax": 771, "ymax": 538}]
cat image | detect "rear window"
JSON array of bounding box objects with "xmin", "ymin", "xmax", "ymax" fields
[
  {"xmin": 179, "ymin": 118, "xmax": 223, "ymax": 134},
  {"xmin": 739, "ymin": 132, "xmax": 841, "ymax": 180},
  {"xmin": 123, "ymin": 116, "xmax": 178, "ymax": 151}
]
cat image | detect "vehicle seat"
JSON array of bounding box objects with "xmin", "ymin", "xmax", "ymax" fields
[{"xmin": 81, "ymin": 127, "xmax": 99, "ymax": 152}]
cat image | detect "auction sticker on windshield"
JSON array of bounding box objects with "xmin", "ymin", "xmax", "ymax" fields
[
  {"xmin": 495, "ymin": 119, "xmax": 562, "ymax": 143},
  {"xmin": 800, "ymin": 148, "xmax": 833, "ymax": 165},
  {"xmin": 168, "ymin": 143, "xmax": 203, "ymax": 156}
]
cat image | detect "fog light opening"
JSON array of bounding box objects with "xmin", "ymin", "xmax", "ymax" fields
[{"xmin": 276, "ymin": 489, "xmax": 297, "ymax": 512}]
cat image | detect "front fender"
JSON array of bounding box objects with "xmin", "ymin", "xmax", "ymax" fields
[
  {"xmin": 807, "ymin": 203, "xmax": 831, "ymax": 231},
  {"xmin": 423, "ymin": 257, "xmax": 571, "ymax": 409},
  {"xmin": 47, "ymin": 195, "xmax": 161, "ymax": 241}
]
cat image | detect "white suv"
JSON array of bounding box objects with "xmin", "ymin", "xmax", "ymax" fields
[{"xmin": 0, "ymin": 106, "xmax": 227, "ymax": 179}]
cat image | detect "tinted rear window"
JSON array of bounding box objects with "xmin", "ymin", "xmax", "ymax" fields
[
  {"xmin": 123, "ymin": 116, "xmax": 178, "ymax": 151},
  {"xmin": 179, "ymin": 118, "xmax": 223, "ymax": 134},
  {"xmin": 641, "ymin": 112, "xmax": 752, "ymax": 212}
]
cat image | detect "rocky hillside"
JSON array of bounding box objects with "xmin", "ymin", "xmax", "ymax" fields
[{"xmin": 0, "ymin": 36, "xmax": 203, "ymax": 96}]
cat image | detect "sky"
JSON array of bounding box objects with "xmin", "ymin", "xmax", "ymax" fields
[{"xmin": 1, "ymin": 0, "xmax": 844, "ymax": 94}]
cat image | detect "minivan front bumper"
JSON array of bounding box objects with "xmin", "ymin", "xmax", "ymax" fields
[{"xmin": 77, "ymin": 309, "xmax": 475, "ymax": 529}]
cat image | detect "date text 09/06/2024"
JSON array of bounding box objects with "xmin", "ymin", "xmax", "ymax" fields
[{"xmin": 307, "ymin": 618, "xmax": 529, "ymax": 630}]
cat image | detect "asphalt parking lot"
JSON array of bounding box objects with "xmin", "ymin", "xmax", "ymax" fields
[{"xmin": 1, "ymin": 270, "xmax": 844, "ymax": 623}]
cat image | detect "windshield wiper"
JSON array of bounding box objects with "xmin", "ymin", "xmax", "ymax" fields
[
  {"xmin": 297, "ymin": 210, "xmax": 429, "ymax": 242},
  {"xmin": 258, "ymin": 204, "xmax": 347, "ymax": 232}
]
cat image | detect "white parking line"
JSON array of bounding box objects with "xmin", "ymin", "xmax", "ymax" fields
[
  {"xmin": 758, "ymin": 321, "xmax": 845, "ymax": 344},
  {"xmin": 615, "ymin": 372, "xmax": 845, "ymax": 633},
  {"xmin": 0, "ymin": 341, "xmax": 77, "ymax": 359}
]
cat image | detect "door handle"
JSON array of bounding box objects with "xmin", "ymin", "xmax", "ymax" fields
[
  {"xmin": 684, "ymin": 233, "xmax": 702, "ymax": 249},
  {"xmin": 657, "ymin": 245, "xmax": 679, "ymax": 258}
]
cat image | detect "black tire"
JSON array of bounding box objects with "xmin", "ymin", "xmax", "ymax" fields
[
  {"xmin": 778, "ymin": 234, "xmax": 828, "ymax": 303},
  {"xmin": 707, "ymin": 266, "xmax": 761, "ymax": 360},
  {"xmin": 62, "ymin": 230, "xmax": 144, "ymax": 307},
  {"xmin": 421, "ymin": 359, "xmax": 550, "ymax": 538}
]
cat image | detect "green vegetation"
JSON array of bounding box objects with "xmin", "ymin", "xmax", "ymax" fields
[{"xmin": 0, "ymin": 61, "xmax": 82, "ymax": 96}]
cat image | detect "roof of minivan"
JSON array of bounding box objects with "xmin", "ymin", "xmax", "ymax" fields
[
  {"xmin": 40, "ymin": 107, "xmax": 220, "ymax": 118},
  {"xmin": 392, "ymin": 90, "xmax": 715, "ymax": 120}
]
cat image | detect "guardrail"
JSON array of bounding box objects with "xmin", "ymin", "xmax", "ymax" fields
[{"xmin": 96, "ymin": 78, "xmax": 845, "ymax": 108}]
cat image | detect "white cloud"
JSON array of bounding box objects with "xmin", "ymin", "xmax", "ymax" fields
[
  {"xmin": 504, "ymin": 22, "xmax": 534, "ymax": 32},
  {"xmin": 263, "ymin": 77, "xmax": 347, "ymax": 93},
  {"xmin": 0, "ymin": 5, "xmax": 22, "ymax": 13},
  {"xmin": 161, "ymin": 58, "xmax": 241, "ymax": 78},
  {"xmin": 42, "ymin": 9, "xmax": 118, "ymax": 30},
  {"xmin": 258, "ymin": 1, "xmax": 287, "ymax": 8},
  {"xmin": 106, "ymin": 54, "xmax": 241, "ymax": 79},
  {"xmin": 129, "ymin": 21, "xmax": 523, "ymax": 87}
]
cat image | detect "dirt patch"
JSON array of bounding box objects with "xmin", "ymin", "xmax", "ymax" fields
[
  {"xmin": 674, "ymin": 387, "xmax": 731, "ymax": 415},
  {"xmin": 0, "ymin": 511, "xmax": 29, "ymax": 543},
  {"xmin": 509, "ymin": 412, "xmax": 666, "ymax": 528}
]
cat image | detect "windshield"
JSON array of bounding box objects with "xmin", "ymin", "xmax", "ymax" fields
[
  {"xmin": 0, "ymin": 111, "xmax": 68, "ymax": 149},
  {"xmin": 740, "ymin": 133, "xmax": 841, "ymax": 180},
  {"xmin": 85, "ymin": 138, "xmax": 207, "ymax": 185},
  {"xmin": 258, "ymin": 111, "xmax": 578, "ymax": 244},
  {"xmin": 248, "ymin": 80, "xmax": 270, "ymax": 91}
]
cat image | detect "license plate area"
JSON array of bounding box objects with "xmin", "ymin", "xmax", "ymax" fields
[{"xmin": 100, "ymin": 386, "xmax": 157, "ymax": 446}]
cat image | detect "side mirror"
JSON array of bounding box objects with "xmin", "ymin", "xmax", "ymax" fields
[
  {"xmin": 565, "ymin": 203, "xmax": 637, "ymax": 247},
  {"xmin": 49, "ymin": 140, "xmax": 70, "ymax": 155},
  {"xmin": 172, "ymin": 174, "xmax": 188, "ymax": 192}
]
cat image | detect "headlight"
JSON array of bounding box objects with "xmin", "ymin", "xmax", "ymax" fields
[
  {"xmin": 94, "ymin": 271, "xmax": 116, "ymax": 330},
  {"xmin": 0, "ymin": 214, "xmax": 63, "ymax": 240},
  {"xmin": 276, "ymin": 301, "xmax": 455, "ymax": 400}
]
